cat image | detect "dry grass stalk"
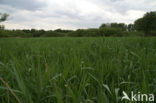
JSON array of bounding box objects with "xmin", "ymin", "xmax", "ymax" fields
[{"xmin": 0, "ymin": 77, "xmax": 21, "ymax": 103}]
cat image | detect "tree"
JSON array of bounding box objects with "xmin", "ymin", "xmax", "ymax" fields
[
  {"xmin": 99, "ymin": 23, "xmax": 107, "ymax": 28},
  {"xmin": 110, "ymin": 23, "xmax": 127, "ymax": 31},
  {"xmin": 0, "ymin": 13, "xmax": 9, "ymax": 30},
  {"xmin": 127, "ymin": 24, "xmax": 134, "ymax": 32},
  {"xmin": 99, "ymin": 27, "xmax": 122, "ymax": 36},
  {"xmin": 99, "ymin": 23, "xmax": 127, "ymax": 31},
  {"xmin": 0, "ymin": 13, "xmax": 9, "ymax": 22},
  {"xmin": 134, "ymin": 11, "xmax": 156, "ymax": 35},
  {"xmin": 0, "ymin": 25, "xmax": 5, "ymax": 29}
]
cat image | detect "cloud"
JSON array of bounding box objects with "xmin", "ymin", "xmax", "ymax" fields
[
  {"xmin": 0, "ymin": 0, "xmax": 155, "ymax": 30},
  {"xmin": 0, "ymin": 0, "xmax": 46, "ymax": 11},
  {"xmin": 90, "ymin": 0, "xmax": 156, "ymax": 14}
]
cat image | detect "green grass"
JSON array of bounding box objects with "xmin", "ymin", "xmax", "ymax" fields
[{"xmin": 0, "ymin": 37, "xmax": 156, "ymax": 103}]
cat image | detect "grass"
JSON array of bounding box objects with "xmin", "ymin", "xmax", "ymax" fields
[{"xmin": 0, "ymin": 37, "xmax": 156, "ymax": 103}]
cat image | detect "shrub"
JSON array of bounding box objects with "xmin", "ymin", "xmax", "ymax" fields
[
  {"xmin": 42, "ymin": 31, "xmax": 65, "ymax": 37},
  {"xmin": 85, "ymin": 28, "xmax": 100, "ymax": 37},
  {"xmin": 99, "ymin": 27, "xmax": 122, "ymax": 36},
  {"xmin": 150, "ymin": 31, "xmax": 156, "ymax": 36},
  {"xmin": 122, "ymin": 31, "xmax": 144, "ymax": 37}
]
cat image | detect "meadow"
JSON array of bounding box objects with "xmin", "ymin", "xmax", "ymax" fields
[{"xmin": 0, "ymin": 37, "xmax": 156, "ymax": 103}]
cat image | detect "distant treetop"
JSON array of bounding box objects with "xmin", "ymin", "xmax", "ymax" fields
[{"xmin": 0, "ymin": 13, "xmax": 9, "ymax": 22}]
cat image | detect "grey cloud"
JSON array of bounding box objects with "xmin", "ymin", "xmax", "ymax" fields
[
  {"xmin": 0, "ymin": 0, "xmax": 155, "ymax": 30},
  {"xmin": 0, "ymin": 0, "xmax": 46, "ymax": 11},
  {"xmin": 90, "ymin": 0, "xmax": 155, "ymax": 14}
]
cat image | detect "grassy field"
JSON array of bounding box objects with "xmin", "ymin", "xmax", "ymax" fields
[{"xmin": 0, "ymin": 37, "xmax": 156, "ymax": 103}]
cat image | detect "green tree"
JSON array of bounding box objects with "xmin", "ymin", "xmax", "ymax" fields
[
  {"xmin": 99, "ymin": 27, "xmax": 122, "ymax": 36},
  {"xmin": 0, "ymin": 13, "xmax": 9, "ymax": 22},
  {"xmin": 127, "ymin": 24, "xmax": 134, "ymax": 32},
  {"xmin": 110, "ymin": 23, "xmax": 127, "ymax": 31},
  {"xmin": 99, "ymin": 23, "xmax": 107, "ymax": 28},
  {"xmin": 100, "ymin": 23, "xmax": 127, "ymax": 31},
  {"xmin": 0, "ymin": 25, "xmax": 5, "ymax": 29},
  {"xmin": 134, "ymin": 11, "xmax": 156, "ymax": 35},
  {"xmin": 0, "ymin": 13, "xmax": 9, "ymax": 30}
]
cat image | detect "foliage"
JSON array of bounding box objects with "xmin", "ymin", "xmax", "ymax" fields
[
  {"xmin": 127, "ymin": 24, "xmax": 134, "ymax": 32},
  {"xmin": 0, "ymin": 37, "xmax": 156, "ymax": 103},
  {"xmin": 0, "ymin": 13, "xmax": 9, "ymax": 30},
  {"xmin": 0, "ymin": 25, "xmax": 5, "ymax": 30},
  {"xmin": 122, "ymin": 31, "xmax": 144, "ymax": 37},
  {"xmin": 42, "ymin": 30, "xmax": 65, "ymax": 37},
  {"xmin": 150, "ymin": 30, "xmax": 156, "ymax": 36},
  {"xmin": 67, "ymin": 29, "xmax": 100, "ymax": 37},
  {"xmin": 99, "ymin": 23, "xmax": 107, "ymax": 28},
  {"xmin": 100, "ymin": 23, "xmax": 127, "ymax": 31},
  {"xmin": 99, "ymin": 27, "xmax": 122, "ymax": 36},
  {"xmin": 0, "ymin": 13, "xmax": 9, "ymax": 22},
  {"xmin": 0, "ymin": 11, "xmax": 156, "ymax": 37},
  {"xmin": 134, "ymin": 11, "xmax": 156, "ymax": 36},
  {"xmin": 110, "ymin": 23, "xmax": 127, "ymax": 31}
]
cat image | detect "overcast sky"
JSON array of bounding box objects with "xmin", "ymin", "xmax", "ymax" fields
[{"xmin": 0, "ymin": 0, "xmax": 155, "ymax": 30}]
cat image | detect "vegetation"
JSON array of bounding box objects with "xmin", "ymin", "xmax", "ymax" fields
[
  {"xmin": 0, "ymin": 37, "xmax": 156, "ymax": 103},
  {"xmin": 0, "ymin": 26, "xmax": 145, "ymax": 38},
  {"xmin": 0, "ymin": 10, "xmax": 156, "ymax": 103},
  {"xmin": 0, "ymin": 13, "xmax": 9, "ymax": 22},
  {"xmin": 0, "ymin": 13, "xmax": 9, "ymax": 30},
  {"xmin": 134, "ymin": 11, "xmax": 156, "ymax": 36},
  {"xmin": 0, "ymin": 11, "xmax": 156, "ymax": 37}
]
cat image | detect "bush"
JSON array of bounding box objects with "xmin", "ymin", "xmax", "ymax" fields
[
  {"xmin": 42, "ymin": 31, "xmax": 65, "ymax": 37},
  {"xmin": 122, "ymin": 31, "xmax": 144, "ymax": 37},
  {"xmin": 0, "ymin": 30, "xmax": 32, "ymax": 37},
  {"xmin": 67, "ymin": 29, "xmax": 100, "ymax": 37},
  {"xmin": 85, "ymin": 29, "xmax": 100, "ymax": 37},
  {"xmin": 99, "ymin": 27, "xmax": 122, "ymax": 36},
  {"xmin": 67, "ymin": 29, "xmax": 86, "ymax": 37},
  {"xmin": 0, "ymin": 30, "xmax": 8, "ymax": 37},
  {"xmin": 150, "ymin": 31, "xmax": 156, "ymax": 36}
]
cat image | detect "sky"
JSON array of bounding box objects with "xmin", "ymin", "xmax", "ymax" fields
[{"xmin": 0, "ymin": 0, "xmax": 156, "ymax": 30}]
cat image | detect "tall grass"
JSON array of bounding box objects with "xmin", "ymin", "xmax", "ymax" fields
[{"xmin": 0, "ymin": 37, "xmax": 156, "ymax": 103}]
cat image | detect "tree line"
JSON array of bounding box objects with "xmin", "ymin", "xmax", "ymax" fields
[{"xmin": 0, "ymin": 11, "xmax": 156, "ymax": 37}]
